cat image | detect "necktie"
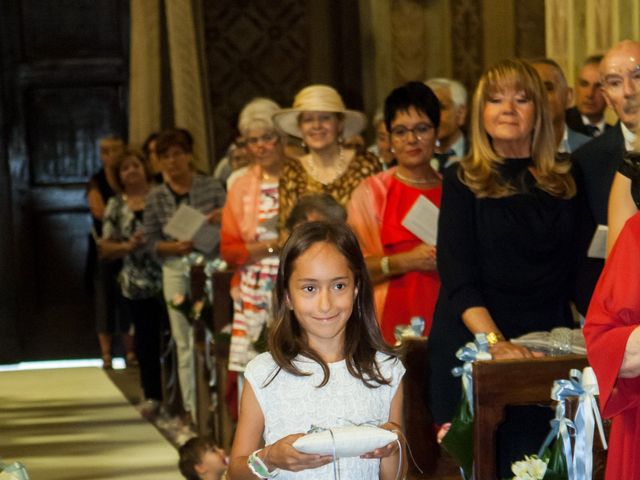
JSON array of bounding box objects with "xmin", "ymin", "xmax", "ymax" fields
[{"xmin": 434, "ymin": 150, "xmax": 455, "ymax": 173}]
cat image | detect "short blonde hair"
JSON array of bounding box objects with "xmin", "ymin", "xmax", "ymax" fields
[{"xmin": 460, "ymin": 58, "xmax": 575, "ymax": 199}]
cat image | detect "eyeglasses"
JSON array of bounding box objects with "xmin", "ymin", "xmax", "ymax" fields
[
  {"xmin": 245, "ymin": 132, "xmax": 279, "ymax": 146},
  {"xmin": 389, "ymin": 123, "xmax": 434, "ymax": 142},
  {"xmin": 602, "ymin": 65, "xmax": 640, "ymax": 92}
]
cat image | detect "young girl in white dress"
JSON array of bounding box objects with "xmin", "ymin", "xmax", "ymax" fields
[{"xmin": 228, "ymin": 221, "xmax": 405, "ymax": 479}]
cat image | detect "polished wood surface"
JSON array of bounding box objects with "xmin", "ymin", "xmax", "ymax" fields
[
  {"xmin": 401, "ymin": 338, "xmax": 461, "ymax": 479},
  {"xmin": 472, "ymin": 355, "xmax": 590, "ymax": 479}
]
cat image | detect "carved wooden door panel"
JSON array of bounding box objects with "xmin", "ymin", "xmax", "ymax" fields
[
  {"xmin": 1, "ymin": 0, "xmax": 129, "ymax": 361},
  {"xmin": 202, "ymin": 0, "xmax": 363, "ymax": 161}
]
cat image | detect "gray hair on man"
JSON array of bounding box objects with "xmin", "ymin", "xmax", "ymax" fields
[{"xmin": 424, "ymin": 78, "xmax": 468, "ymax": 109}]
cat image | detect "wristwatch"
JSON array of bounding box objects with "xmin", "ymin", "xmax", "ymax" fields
[{"xmin": 486, "ymin": 331, "xmax": 505, "ymax": 347}]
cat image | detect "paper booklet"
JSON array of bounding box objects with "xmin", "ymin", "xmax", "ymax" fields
[
  {"xmin": 401, "ymin": 194, "xmax": 440, "ymax": 245},
  {"xmin": 587, "ymin": 224, "xmax": 608, "ymax": 259},
  {"xmin": 162, "ymin": 204, "xmax": 219, "ymax": 255}
]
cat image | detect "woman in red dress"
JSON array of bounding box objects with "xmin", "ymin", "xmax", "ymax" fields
[
  {"xmin": 584, "ymin": 211, "xmax": 640, "ymax": 479},
  {"xmin": 348, "ymin": 82, "xmax": 442, "ymax": 343}
]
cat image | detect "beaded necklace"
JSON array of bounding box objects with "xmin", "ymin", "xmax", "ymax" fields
[{"xmin": 305, "ymin": 146, "xmax": 347, "ymax": 185}]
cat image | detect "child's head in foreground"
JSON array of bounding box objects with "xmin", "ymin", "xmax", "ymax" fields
[
  {"xmin": 269, "ymin": 221, "xmax": 394, "ymax": 387},
  {"xmin": 178, "ymin": 437, "xmax": 227, "ymax": 480}
]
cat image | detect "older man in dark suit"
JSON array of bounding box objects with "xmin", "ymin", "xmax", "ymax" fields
[
  {"xmin": 530, "ymin": 58, "xmax": 591, "ymax": 153},
  {"xmin": 572, "ymin": 40, "xmax": 640, "ymax": 314},
  {"xmin": 566, "ymin": 55, "xmax": 612, "ymax": 137}
]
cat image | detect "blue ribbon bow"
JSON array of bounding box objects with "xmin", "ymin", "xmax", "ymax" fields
[
  {"xmin": 538, "ymin": 368, "xmax": 608, "ymax": 480},
  {"xmin": 451, "ymin": 334, "xmax": 492, "ymax": 415},
  {"xmin": 538, "ymin": 386, "xmax": 578, "ymax": 480}
]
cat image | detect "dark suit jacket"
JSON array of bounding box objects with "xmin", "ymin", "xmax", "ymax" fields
[
  {"xmin": 565, "ymin": 106, "xmax": 612, "ymax": 137},
  {"xmin": 572, "ymin": 123, "xmax": 625, "ymax": 225},
  {"xmin": 571, "ymin": 123, "xmax": 625, "ymax": 314}
]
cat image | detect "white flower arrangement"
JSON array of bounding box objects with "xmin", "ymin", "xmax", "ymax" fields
[{"xmin": 511, "ymin": 455, "xmax": 548, "ymax": 480}]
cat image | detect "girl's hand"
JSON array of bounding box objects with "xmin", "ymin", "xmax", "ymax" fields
[
  {"xmin": 489, "ymin": 341, "xmax": 545, "ymax": 360},
  {"xmin": 359, "ymin": 440, "xmax": 400, "ymax": 459},
  {"xmin": 264, "ymin": 434, "xmax": 334, "ymax": 472},
  {"xmin": 360, "ymin": 422, "xmax": 402, "ymax": 459}
]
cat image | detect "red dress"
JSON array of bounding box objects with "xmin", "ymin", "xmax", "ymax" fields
[
  {"xmin": 584, "ymin": 212, "xmax": 640, "ymax": 479},
  {"xmin": 379, "ymin": 178, "xmax": 441, "ymax": 343}
]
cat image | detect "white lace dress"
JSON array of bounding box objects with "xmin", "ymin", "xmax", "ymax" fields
[{"xmin": 244, "ymin": 351, "xmax": 405, "ymax": 479}]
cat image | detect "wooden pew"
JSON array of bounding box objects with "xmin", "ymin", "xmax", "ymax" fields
[
  {"xmin": 472, "ymin": 355, "xmax": 589, "ymax": 479},
  {"xmin": 190, "ymin": 266, "xmax": 234, "ymax": 446},
  {"xmin": 401, "ymin": 337, "xmax": 462, "ymax": 479}
]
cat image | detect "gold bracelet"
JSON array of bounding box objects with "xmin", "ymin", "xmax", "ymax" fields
[
  {"xmin": 486, "ymin": 331, "xmax": 505, "ymax": 347},
  {"xmin": 380, "ymin": 256, "xmax": 391, "ymax": 276}
]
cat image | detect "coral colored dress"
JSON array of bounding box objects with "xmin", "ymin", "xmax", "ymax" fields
[{"xmin": 348, "ymin": 168, "xmax": 441, "ymax": 343}]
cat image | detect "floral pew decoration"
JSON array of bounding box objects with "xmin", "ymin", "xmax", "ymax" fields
[
  {"xmin": 168, "ymin": 253, "xmax": 228, "ymax": 334},
  {"xmin": 511, "ymin": 367, "xmax": 608, "ymax": 480},
  {"xmin": 439, "ymin": 333, "xmax": 492, "ymax": 480}
]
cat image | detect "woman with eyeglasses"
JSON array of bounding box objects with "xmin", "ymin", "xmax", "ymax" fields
[
  {"xmin": 348, "ymin": 82, "xmax": 442, "ymax": 344},
  {"xmin": 144, "ymin": 128, "xmax": 226, "ymax": 427},
  {"xmin": 221, "ymin": 98, "xmax": 288, "ymax": 374},
  {"xmin": 273, "ymin": 85, "xmax": 381, "ymax": 239},
  {"xmin": 427, "ymin": 59, "xmax": 591, "ymax": 476}
]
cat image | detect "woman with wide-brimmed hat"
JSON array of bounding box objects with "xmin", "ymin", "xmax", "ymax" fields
[{"xmin": 273, "ymin": 85, "xmax": 381, "ymax": 237}]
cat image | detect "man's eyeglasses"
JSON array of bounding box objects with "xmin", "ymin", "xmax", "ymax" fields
[
  {"xmin": 245, "ymin": 132, "xmax": 279, "ymax": 146},
  {"xmin": 602, "ymin": 65, "xmax": 640, "ymax": 92},
  {"xmin": 389, "ymin": 123, "xmax": 434, "ymax": 141}
]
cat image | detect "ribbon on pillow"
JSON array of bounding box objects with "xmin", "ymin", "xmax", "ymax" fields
[{"xmin": 450, "ymin": 333, "xmax": 492, "ymax": 415}]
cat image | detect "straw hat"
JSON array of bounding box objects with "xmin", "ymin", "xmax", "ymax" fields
[{"xmin": 273, "ymin": 85, "xmax": 367, "ymax": 139}]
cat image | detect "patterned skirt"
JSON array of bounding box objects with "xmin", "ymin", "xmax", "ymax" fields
[{"xmin": 228, "ymin": 256, "xmax": 279, "ymax": 372}]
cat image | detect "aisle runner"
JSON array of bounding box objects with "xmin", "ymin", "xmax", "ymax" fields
[{"xmin": 0, "ymin": 367, "xmax": 178, "ymax": 480}]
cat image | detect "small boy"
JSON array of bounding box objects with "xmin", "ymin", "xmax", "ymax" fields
[{"xmin": 178, "ymin": 437, "xmax": 228, "ymax": 480}]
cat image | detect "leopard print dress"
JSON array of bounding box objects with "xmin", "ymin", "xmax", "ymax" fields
[{"xmin": 278, "ymin": 149, "xmax": 381, "ymax": 234}]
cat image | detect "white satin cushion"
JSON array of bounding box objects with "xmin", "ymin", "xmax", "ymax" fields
[{"xmin": 292, "ymin": 425, "xmax": 398, "ymax": 458}]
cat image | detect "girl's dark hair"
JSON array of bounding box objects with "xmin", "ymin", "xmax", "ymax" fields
[
  {"xmin": 284, "ymin": 193, "xmax": 347, "ymax": 232},
  {"xmin": 384, "ymin": 81, "xmax": 441, "ymax": 132},
  {"xmin": 268, "ymin": 221, "xmax": 396, "ymax": 388},
  {"xmin": 156, "ymin": 128, "xmax": 194, "ymax": 156}
]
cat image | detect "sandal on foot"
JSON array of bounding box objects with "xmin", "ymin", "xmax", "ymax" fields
[
  {"xmin": 125, "ymin": 353, "xmax": 139, "ymax": 368},
  {"xmin": 102, "ymin": 355, "xmax": 113, "ymax": 370}
]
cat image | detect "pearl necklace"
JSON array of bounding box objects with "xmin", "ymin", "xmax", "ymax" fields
[
  {"xmin": 394, "ymin": 171, "xmax": 439, "ymax": 186},
  {"xmin": 306, "ymin": 146, "xmax": 347, "ymax": 185}
]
